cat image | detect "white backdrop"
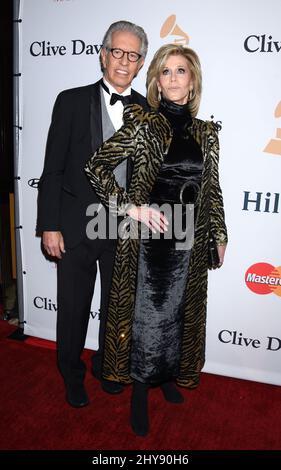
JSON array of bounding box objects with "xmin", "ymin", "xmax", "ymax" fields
[{"xmin": 16, "ymin": 0, "xmax": 281, "ymax": 385}]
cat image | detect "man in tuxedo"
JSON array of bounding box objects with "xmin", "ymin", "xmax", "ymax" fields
[{"xmin": 37, "ymin": 20, "xmax": 148, "ymax": 407}]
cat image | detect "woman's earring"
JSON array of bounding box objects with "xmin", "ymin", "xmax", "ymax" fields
[{"xmin": 158, "ymin": 90, "xmax": 161, "ymax": 101}]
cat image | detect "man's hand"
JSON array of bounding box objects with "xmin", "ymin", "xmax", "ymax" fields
[{"xmin": 42, "ymin": 231, "xmax": 65, "ymax": 259}]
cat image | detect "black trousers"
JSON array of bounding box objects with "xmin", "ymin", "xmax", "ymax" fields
[{"xmin": 57, "ymin": 237, "xmax": 116, "ymax": 385}]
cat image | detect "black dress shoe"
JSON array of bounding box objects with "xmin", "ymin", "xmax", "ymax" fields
[
  {"xmin": 160, "ymin": 381, "xmax": 184, "ymax": 403},
  {"xmin": 101, "ymin": 379, "xmax": 124, "ymax": 395},
  {"xmin": 66, "ymin": 383, "xmax": 89, "ymax": 408},
  {"xmin": 91, "ymin": 368, "xmax": 124, "ymax": 394}
]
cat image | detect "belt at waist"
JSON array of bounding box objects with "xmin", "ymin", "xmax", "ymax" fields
[{"xmin": 150, "ymin": 176, "xmax": 201, "ymax": 205}]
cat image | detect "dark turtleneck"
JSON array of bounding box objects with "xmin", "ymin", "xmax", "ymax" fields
[
  {"xmin": 159, "ymin": 97, "xmax": 192, "ymax": 133},
  {"xmin": 155, "ymin": 96, "xmax": 202, "ymax": 173}
]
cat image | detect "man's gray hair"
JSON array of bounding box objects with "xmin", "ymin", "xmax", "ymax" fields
[{"xmin": 102, "ymin": 20, "xmax": 148, "ymax": 58}]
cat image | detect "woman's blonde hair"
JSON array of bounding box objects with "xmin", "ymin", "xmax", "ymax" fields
[{"xmin": 146, "ymin": 44, "xmax": 202, "ymax": 117}]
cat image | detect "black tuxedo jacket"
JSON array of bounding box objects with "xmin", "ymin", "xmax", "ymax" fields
[{"xmin": 37, "ymin": 80, "xmax": 147, "ymax": 247}]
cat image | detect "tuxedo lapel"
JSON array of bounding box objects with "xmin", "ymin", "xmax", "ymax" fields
[
  {"xmin": 131, "ymin": 89, "xmax": 149, "ymax": 111},
  {"xmin": 90, "ymin": 81, "xmax": 103, "ymax": 153}
]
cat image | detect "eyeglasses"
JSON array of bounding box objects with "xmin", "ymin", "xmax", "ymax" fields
[{"xmin": 106, "ymin": 48, "xmax": 142, "ymax": 63}]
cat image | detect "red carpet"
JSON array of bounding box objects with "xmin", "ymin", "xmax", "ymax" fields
[{"xmin": 0, "ymin": 319, "xmax": 280, "ymax": 451}]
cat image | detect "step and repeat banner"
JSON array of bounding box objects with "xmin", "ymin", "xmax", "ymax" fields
[{"xmin": 16, "ymin": 0, "xmax": 281, "ymax": 385}]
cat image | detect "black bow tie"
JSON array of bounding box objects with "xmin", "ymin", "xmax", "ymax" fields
[
  {"xmin": 110, "ymin": 93, "xmax": 131, "ymax": 106},
  {"xmin": 100, "ymin": 80, "xmax": 131, "ymax": 106}
]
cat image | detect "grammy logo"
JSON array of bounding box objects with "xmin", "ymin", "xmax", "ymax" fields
[
  {"xmin": 264, "ymin": 101, "xmax": 281, "ymax": 156},
  {"xmin": 160, "ymin": 15, "xmax": 190, "ymax": 45}
]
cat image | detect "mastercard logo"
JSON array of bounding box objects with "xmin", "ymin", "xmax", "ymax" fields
[{"xmin": 245, "ymin": 263, "xmax": 281, "ymax": 296}]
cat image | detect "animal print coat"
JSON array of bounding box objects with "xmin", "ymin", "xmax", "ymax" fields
[{"xmin": 85, "ymin": 104, "xmax": 227, "ymax": 389}]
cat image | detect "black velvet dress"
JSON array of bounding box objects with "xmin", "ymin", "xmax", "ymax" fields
[{"xmin": 130, "ymin": 98, "xmax": 204, "ymax": 384}]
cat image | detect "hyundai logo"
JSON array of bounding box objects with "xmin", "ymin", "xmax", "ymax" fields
[{"xmin": 28, "ymin": 178, "xmax": 40, "ymax": 189}]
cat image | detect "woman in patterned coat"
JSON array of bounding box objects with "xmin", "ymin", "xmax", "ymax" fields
[{"xmin": 85, "ymin": 44, "xmax": 227, "ymax": 436}]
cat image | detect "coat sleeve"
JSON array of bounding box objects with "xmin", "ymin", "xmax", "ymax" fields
[
  {"xmin": 84, "ymin": 104, "xmax": 141, "ymax": 215},
  {"xmin": 37, "ymin": 91, "xmax": 73, "ymax": 232},
  {"xmin": 208, "ymin": 122, "xmax": 228, "ymax": 245}
]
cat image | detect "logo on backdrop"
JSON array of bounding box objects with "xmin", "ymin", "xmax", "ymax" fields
[
  {"xmin": 242, "ymin": 191, "xmax": 279, "ymax": 213},
  {"xmin": 210, "ymin": 116, "xmax": 222, "ymax": 132},
  {"xmin": 160, "ymin": 15, "xmax": 190, "ymax": 45},
  {"xmin": 244, "ymin": 34, "xmax": 281, "ymax": 53},
  {"xmin": 264, "ymin": 101, "xmax": 281, "ymax": 156},
  {"xmin": 28, "ymin": 178, "xmax": 40, "ymax": 189},
  {"xmin": 218, "ymin": 330, "xmax": 281, "ymax": 351},
  {"xmin": 245, "ymin": 262, "xmax": 281, "ymax": 296},
  {"xmin": 29, "ymin": 41, "xmax": 102, "ymax": 57},
  {"xmin": 33, "ymin": 296, "xmax": 100, "ymax": 319}
]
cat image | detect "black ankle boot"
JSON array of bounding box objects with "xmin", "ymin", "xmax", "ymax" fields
[
  {"xmin": 160, "ymin": 381, "xmax": 184, "ymax": 403},
  {"xmin": 130, "ymin": 381, "xmax": 149, "ymax": 437}
]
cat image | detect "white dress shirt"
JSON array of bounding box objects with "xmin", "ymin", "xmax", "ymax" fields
[{"xmin": 102, "ymin": 78, "xmax": 131, "ymax": 131}]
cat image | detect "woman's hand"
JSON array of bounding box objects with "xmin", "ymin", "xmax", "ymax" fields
[
  {"xmin": 217, "ymin": 244, "xmax": 227, "ymax": 267},
  {"xmin": 127, "ymin": 205, "xmax": 169, "ymax": 234}
]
